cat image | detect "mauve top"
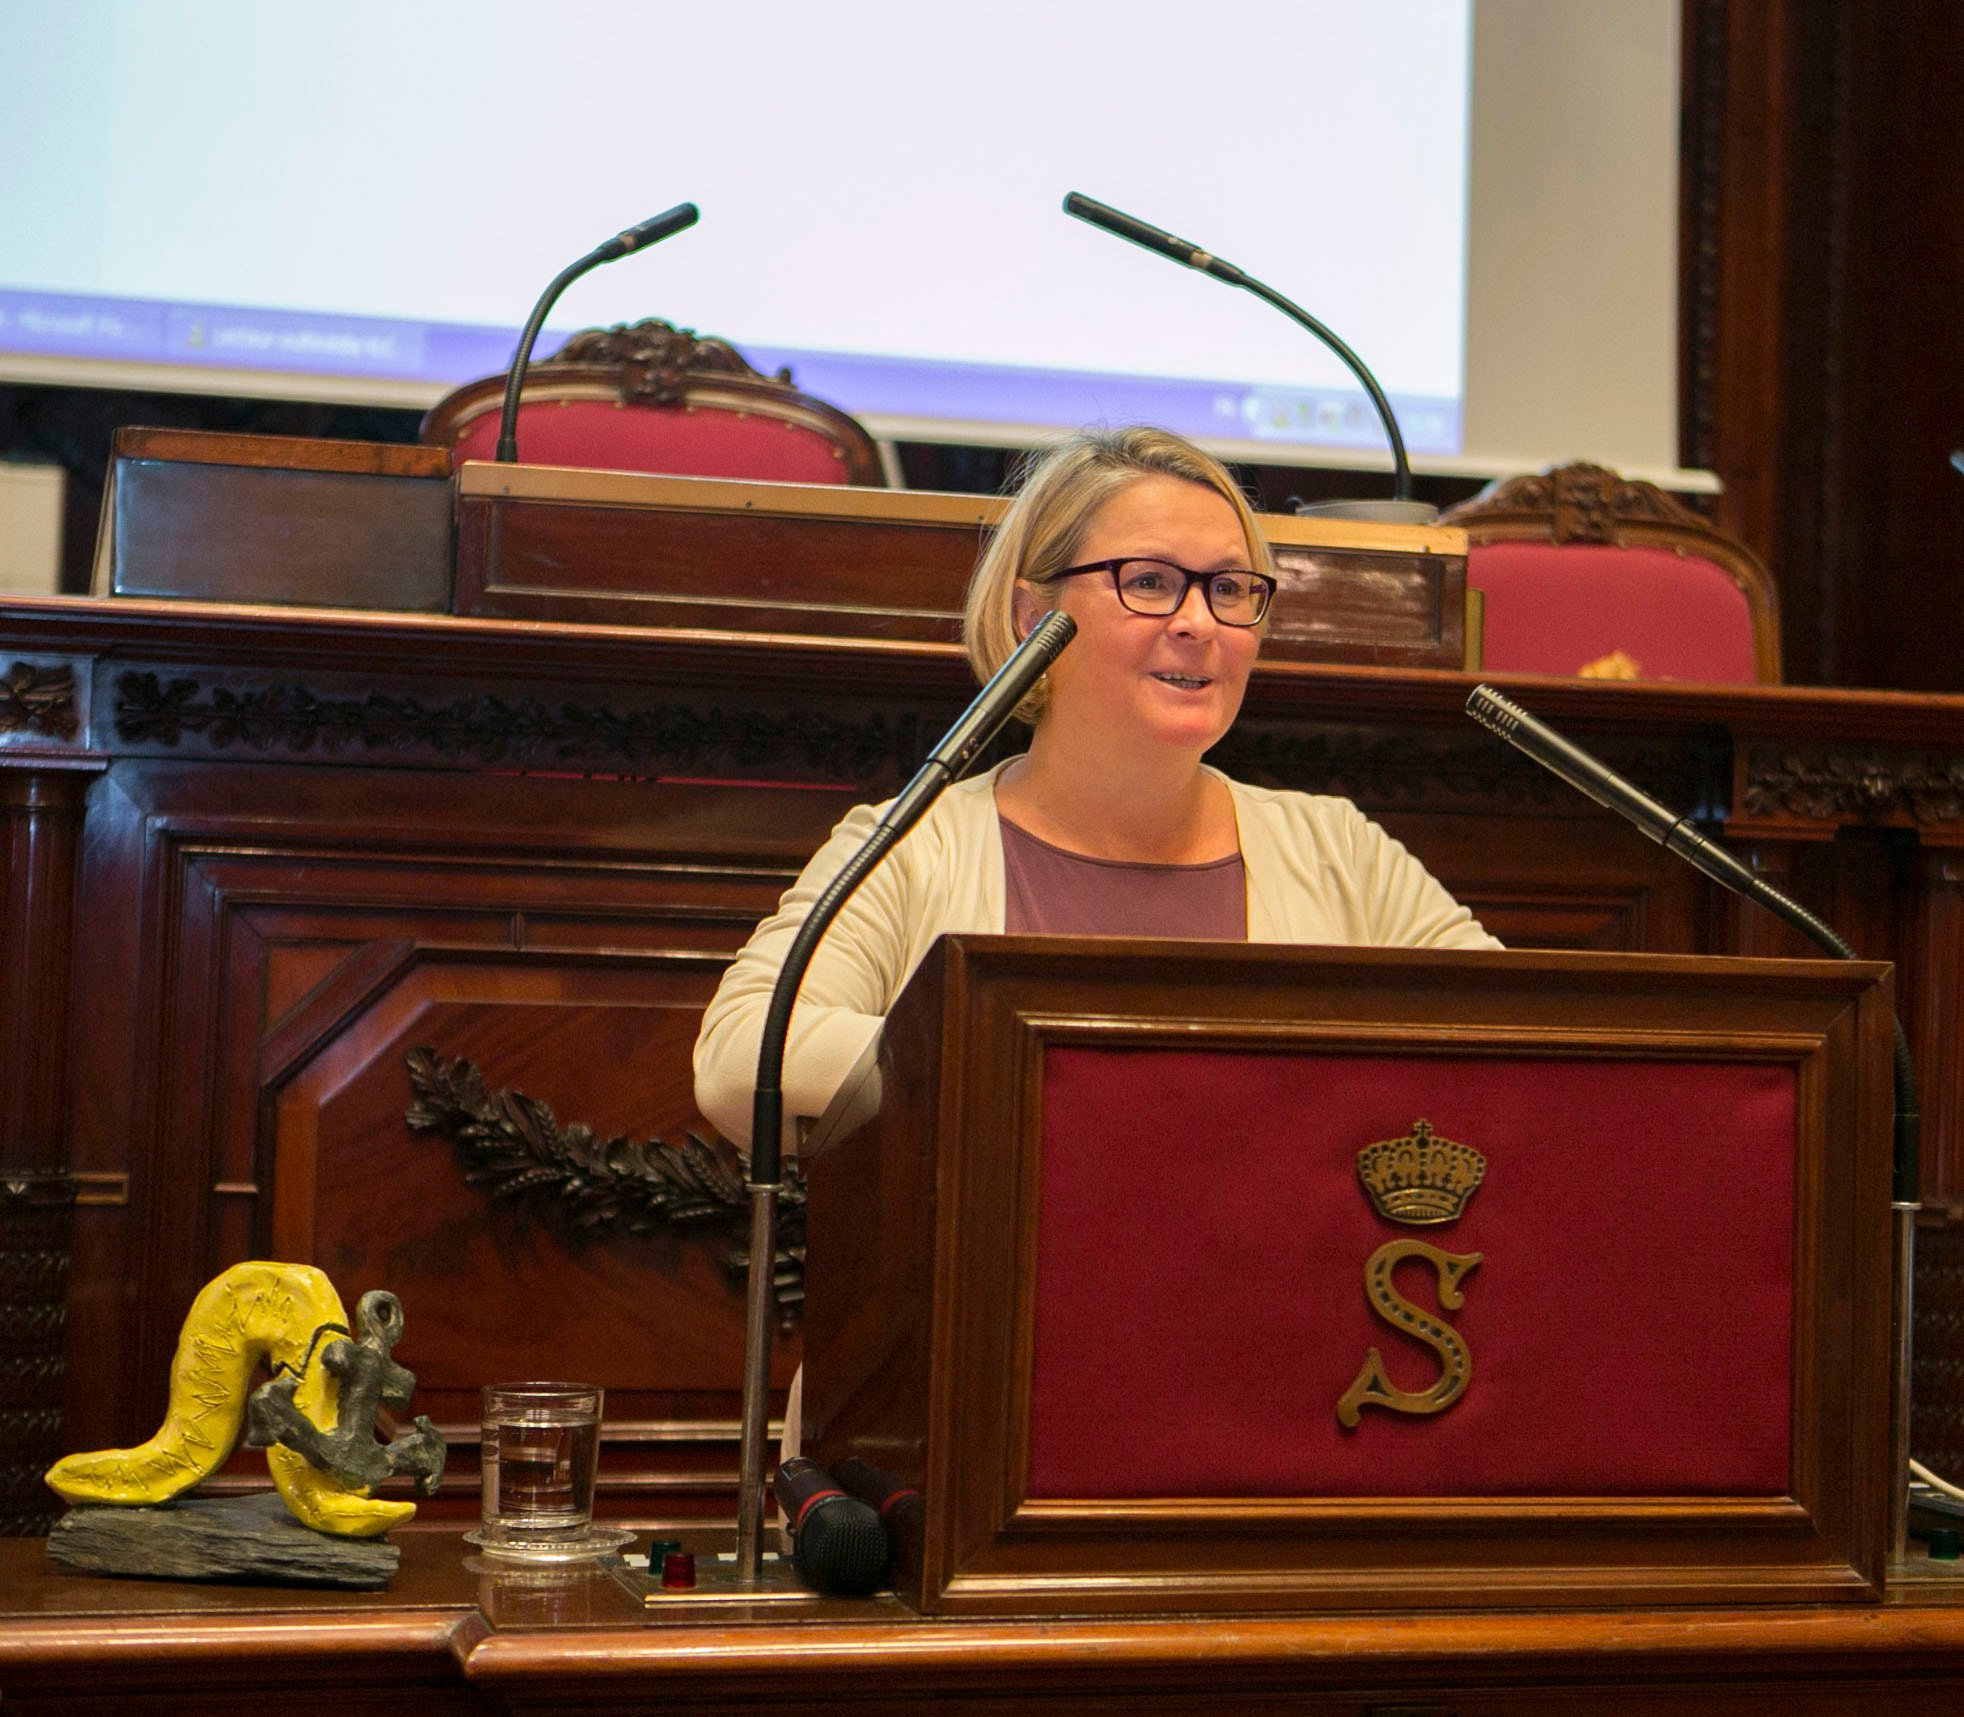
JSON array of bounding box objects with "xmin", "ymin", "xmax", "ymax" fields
[{"xmin": 1000, "ymin": 817, "xmax": 1248, "ymax": 940}]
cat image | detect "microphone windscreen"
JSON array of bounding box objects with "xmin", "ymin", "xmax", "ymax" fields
[
  {"xmin": 773, "ymin": 1457, "xmax": 890, "ymax": 1596},
  {"xmin": 788, "ymin": 1493, "xmax": 889, "ymax": 1597}
]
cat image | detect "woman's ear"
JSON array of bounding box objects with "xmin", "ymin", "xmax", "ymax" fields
[{"xmin": 1010, "ymin": 579, "xmax": 1043, "ymax": 640}]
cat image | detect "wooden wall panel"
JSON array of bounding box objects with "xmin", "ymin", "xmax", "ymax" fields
[
  {"xmin": 1376, "ymin": 809, "xmax": 1707, "ymax": 955},
  {"xmin": 271, "ymin": 959, "xmax": 795, "ymax": 1521},
  {"xmin": 53, "ymin": 757, "xmax": 852, "ymax": 1517},
  {"xmin": 1685, "ymin": 0, "xmax": 1964, "ymax": 694},
  {"xmin": 0, "ymin": 765, "xmax": 87, "ymax": 1531},
  {"xmin": 1904, "ymin": 853, "xmax": 1964, "ymax": 1216}
]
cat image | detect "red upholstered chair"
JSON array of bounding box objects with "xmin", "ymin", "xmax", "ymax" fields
[
  {"xmin": 1440, "ymin": 462, "xmax": 1782, "ymax": 682},
  {"xmin": 420, "ymin": 318, "xmax": 887, "ymax": 486}
]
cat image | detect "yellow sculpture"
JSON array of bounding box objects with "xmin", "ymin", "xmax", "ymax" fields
[{"xmin": 45, "ymin": 1260, "xmax": 439, "ymax": 1537}]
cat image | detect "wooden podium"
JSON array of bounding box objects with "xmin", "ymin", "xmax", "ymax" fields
[{"xmin": 802, "ymin": 939, "xmax": 1897, "ymax": 1615}]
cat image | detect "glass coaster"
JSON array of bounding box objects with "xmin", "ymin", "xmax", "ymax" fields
[{"xmin": 463, "ymin": 1524, "xmax": 635, "ymax": 1563}]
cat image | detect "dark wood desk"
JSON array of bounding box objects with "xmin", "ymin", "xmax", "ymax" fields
[
  {"xmin": 4, "ymin": 1532, "xmax": 1964, "ymax": 1715},
  {"xmin": 3, "ymin": 589, "xmax": 1963, "ymax": 1527}
]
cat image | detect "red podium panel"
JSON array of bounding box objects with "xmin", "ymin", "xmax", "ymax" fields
[
  {"xmin": 802, "ymin": 939, "xmax": 1895, "ymax": 1616},
  {"xmin": 1029, "ymin": 1050, "xmax": 1796, "ymax": 1500}
]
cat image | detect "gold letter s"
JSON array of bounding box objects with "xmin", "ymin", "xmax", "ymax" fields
[{"xmin": 1336, "ymin": 1240, "xmax": 1482, "ymax": 1429}]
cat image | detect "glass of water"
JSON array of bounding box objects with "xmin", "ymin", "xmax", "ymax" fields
[{"xmin": 475, "ymin": 1382, "xmax": 605, "ymax": 1556}]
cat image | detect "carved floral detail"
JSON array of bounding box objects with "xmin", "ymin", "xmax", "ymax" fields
[
  {"xmin": 1744, "ymin": 744, "xmax": 1964, "ymax": 826},
  {"xmin": 113, "ymin": 670, "xmax": 918, "ymax": 782},
  {"xmin": 546, "ymin": 317, "xmax": 792, "ymax": 404},
  {"xmin": 0, "ymin": 662, "xmax": 78, "ymax": 741},
  {"xmin": 404, "ymin": 1049, "xmax": 805, "ymax": 1325},
  {"xmin": 107, "ymin": 672, "xmax": 1739, "ymax": 818},
  {"xmin": 1212, "ymin": 726, "xmax": 1711, "ymax": 818},
  {"xmin": 1443, "ymin": 462, "xmax": 1703, "ymax": 544}
]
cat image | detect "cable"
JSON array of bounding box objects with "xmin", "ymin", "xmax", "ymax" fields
[{"xmin": 1910, "ymin": 1457, "xmax": 1964, "ymax": 1503}]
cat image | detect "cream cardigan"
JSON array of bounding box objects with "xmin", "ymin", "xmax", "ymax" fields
[{"xmin": 692, "ymin": 763, "xmax": 1500, "ymax": 1147}]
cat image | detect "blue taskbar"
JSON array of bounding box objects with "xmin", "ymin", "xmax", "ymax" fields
[{"xmin": 0, "ymin": 287, "xmax": 1462, "ymax": 458}]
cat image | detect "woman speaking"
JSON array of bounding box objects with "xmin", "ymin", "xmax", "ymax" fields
[{"xmin": 694, "ymin": 426, "xmax": 1498, "ymax": 1148}]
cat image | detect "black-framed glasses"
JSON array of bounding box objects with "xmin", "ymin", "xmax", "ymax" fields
[{"xmin": 1039, "ymin": 558, "xmax": 1276, "ymax": 626}]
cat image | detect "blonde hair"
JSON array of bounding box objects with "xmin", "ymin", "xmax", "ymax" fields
[{"xmin": 961, "ymin": 427, "xmax": 1271, "ymax": 722}]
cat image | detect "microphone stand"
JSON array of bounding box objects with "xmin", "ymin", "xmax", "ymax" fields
[
  {"xmin": 733, "ymin": 613, "xmax": 1077, "ymax": 1581},
  {"xmin": 1466, "ymin": 683, "xmax": 1922, "ymax": 1564},
  {"xmin": 493, "ymin": 203, "xmax": 699, "ymax": 464},
  {"xmin": 1062, "ymin": 192, "xmax": 1433, "ymax": 523}
]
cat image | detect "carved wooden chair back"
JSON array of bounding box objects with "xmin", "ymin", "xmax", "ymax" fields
[
  {"xmin": 420, "ymin": 319, "xmax": 887, "ymax": 486},
  {"xmin": 1441, "ymin": 463, "xmax": 1782, "ymax": 683}
]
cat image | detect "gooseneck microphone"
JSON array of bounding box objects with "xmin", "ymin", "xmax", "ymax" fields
[
  {"xmin": 733, "ymin": 611, "xmax": 1078, "ymax": 1578},
  {"xmin": 1465, "ymin": 684, "xmax": 1771, "ymax": 904},
  {"xmin": 1464, "ymin": 682, "xmax": 1918, "ymax": 1203},
  {"xmin": 771, "ymin": 1457, "xmax": 889, "ymax": 1596},
  {"xmin": 1062, "ymin": 193, "xmax": 1250, "ymax": 285},
  {"xmin": 1063, "ymin": 191, "xmax": 1417, "ymax": 509},
  {"xmin": 749, "ymin": 606, "xmax": 1078, "ymax": 1187},
  {"xmin": 494, "ymin": 203, "xmax": 700, "ymax": 463}
]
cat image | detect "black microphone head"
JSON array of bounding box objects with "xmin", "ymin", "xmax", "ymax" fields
[
  {"xmin": 590, "ymin": 204, "xmax": 699, "ymax": 265},
  {"xmin": 834, "ymin": 1456, "xmax": 924, "ymax": 1582},
  {"xmin": 1062, "ymin": 191, "xmax": 1185, "ymax": 259},
  {"xmin": 1464, "ymin": 683, "xmax": 1522, "ymax": 740},
  {"xmin": 622, "ymin": 202, "xmax": 699, "ymax": 250},
  {"xmin": 1062, "ymin": 192, "xmax": 1243, "ymax": 284},
  {"xmin": 1025, "ymin": 607, "xmax": 1076, "ymax": 660},
  {"xmin": 788, "ymin": 1493, "xmax": 889, "ymax": 1596}
]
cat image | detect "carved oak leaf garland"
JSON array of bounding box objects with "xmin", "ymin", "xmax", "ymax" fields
[{"xmin": 403, "ymin": 1049, "xmax": 805, "ymax": 1326}]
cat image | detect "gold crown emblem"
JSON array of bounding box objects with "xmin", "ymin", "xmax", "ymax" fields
[{"xmin": 1355, "ymin": 1121, "xmax": 1486, "ymax": 1226}]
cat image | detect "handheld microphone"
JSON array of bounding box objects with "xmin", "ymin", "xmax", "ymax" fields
[
  {"xmin": 834, "ymin": 1456, "xmax": 924, "ymax": 1582},
  {"xmin": 734, "ymin": 612, "xmax": 1077, "ymax": 1576},
  {"xmin": 1464, "ymin": 682, "xmax": 1917, "ymax": 1203},
  {"xmin": 494, "ymin": 203, "xmax": 700, "ymax": 464},
  {"xmin": 1063, "ymin": 191, "xmax": 1419, "ymax": 510},
  {"xmin": 771, "ymin": 1456, "xmax": 889, "ymax": 1596}
]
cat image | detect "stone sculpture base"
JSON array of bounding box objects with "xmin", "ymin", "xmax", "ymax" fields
[{"xmin": 45, "ymin": 1491, "xmax": 399, "ymax": 1589}]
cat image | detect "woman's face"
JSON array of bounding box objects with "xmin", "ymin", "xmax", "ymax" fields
[{"xmin": 1014, "ymin": 474, "xmax": 1260, "ymax": 761}]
